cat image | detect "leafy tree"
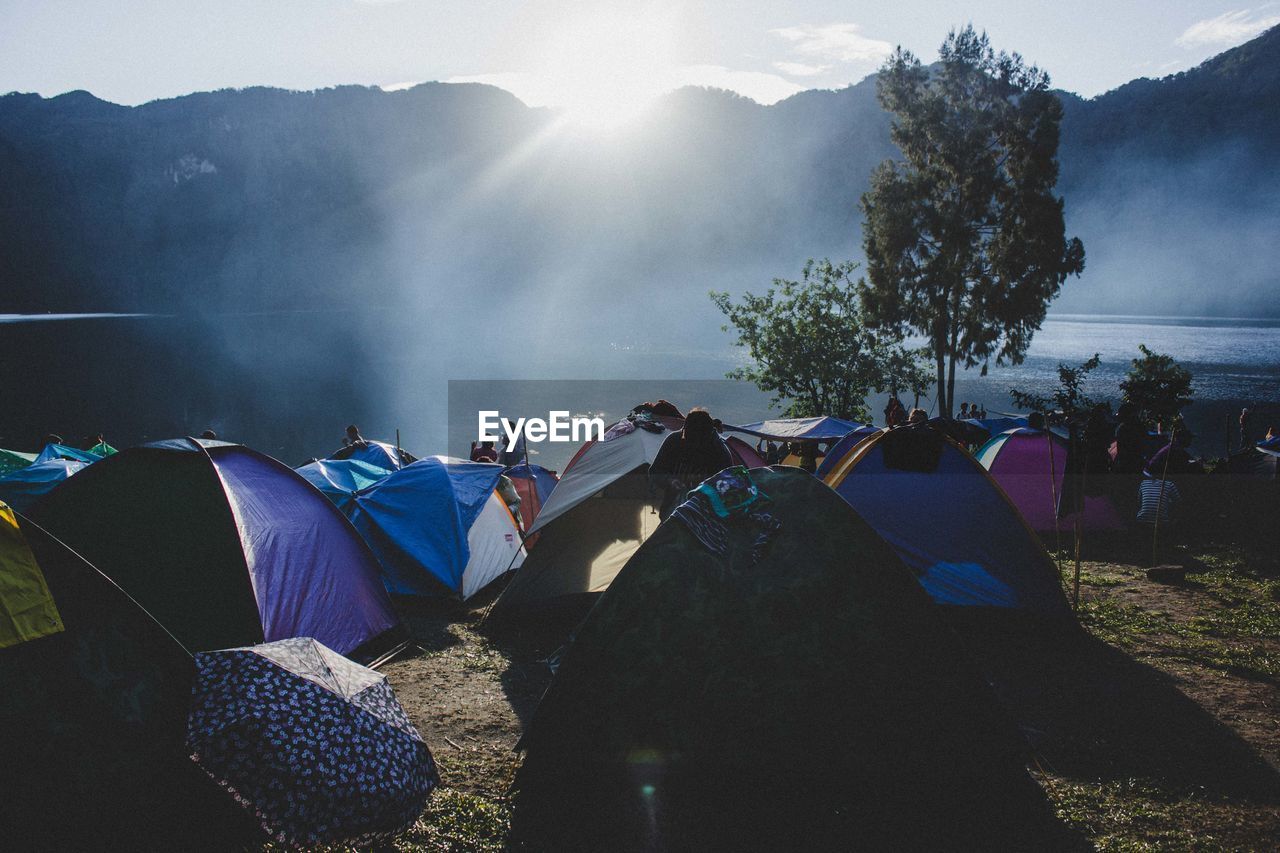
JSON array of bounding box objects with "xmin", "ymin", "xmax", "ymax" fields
[
  {"xmin": 1010, "ymin": 353, "xmax": 1101, "ymax": 425},
  {"xmin": 711, "ymin": 259, "xmax": 928, "ymax": 422},
  {"xmin": 859, "ymin": 26, "xmax": 1086, "ymax": 417},
  {"xmin": 1120, "ymin": 344, "xmax": 1194, "ymax": 429}
]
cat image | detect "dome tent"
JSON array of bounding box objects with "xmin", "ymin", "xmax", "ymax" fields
[
  {"xmin": 510, "ymin": 468, "xmax": 1075, "ymax": 850},
  {"xmin": 976, "ymin": 427, "xmax": 1126, "ymax": 533},
  {"xmin": 300, "ymin": 456, "xmax": 526, "ymax": 599},
  {"xmin": 0, "ymin": 504, "xmax": 256, "ymax": 848},
  {"xmin": 29, "ymin": 438, "xmax": 406, "ymax": 664},
  {"xmin": 822, "ymin": 426, "xmax": 1070, "ymax": 615}
]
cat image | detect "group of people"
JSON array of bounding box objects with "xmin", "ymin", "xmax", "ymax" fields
[{"xmin": 882, "ymin": 398, "xmax": 937, "ymax": 428}]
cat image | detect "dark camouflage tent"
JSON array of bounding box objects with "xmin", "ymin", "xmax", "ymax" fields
[{"xmin": 510, "ymin": 467, "xmax": 1077, "ymax": 850}]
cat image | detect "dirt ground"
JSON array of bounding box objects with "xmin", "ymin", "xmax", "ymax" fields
[{"xmin": 378, "ymin": 534, "xmax": 1280, "ymax": 851}]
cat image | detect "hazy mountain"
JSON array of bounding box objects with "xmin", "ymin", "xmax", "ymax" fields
[{"xmin": 0, "ymin": 28, "xmax": 1276, "ymax": 453}]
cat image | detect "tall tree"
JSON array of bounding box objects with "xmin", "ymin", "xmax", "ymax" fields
[
  {"xmin": 711, "ymin": 259, "xmax": 929, "ymax": 422},
  {"xmin": 859, "ymin": 26, "xmax": 1085, "ymax": 417}
]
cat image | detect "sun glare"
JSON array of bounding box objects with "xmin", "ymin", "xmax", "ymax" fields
[{"xmin": 533, "ymin": 5, "xmax": 681, "ymax": 132}]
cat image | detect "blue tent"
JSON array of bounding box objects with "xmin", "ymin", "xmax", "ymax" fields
[
  {"xmin": 318, "ymin": 457, "xmax": 525, "ymax": 599},
  {"xmin": 821, "ymin": 427, "xmax": 1069, "ymax": 614},
  {"xmin": 296, "ymin": 458, "xmax": 395, "ymax": 513},
  {"xmin": 727, "ymin": 417, "xmax": 870, "ymax": 442},
  {"xmin": 328, "ymin": 440, "xmax": 414, "ymax": 471},
  {"xmin": 814, "ymin": 427, "xmax": 885, "ymax": 477},
  {"xmin": 34, "ymin": 443, "xmax": 103, "ymax": 465},
  {"xmin": 0, "ymin": 459, "xmax": 87, "ymax": 512}
]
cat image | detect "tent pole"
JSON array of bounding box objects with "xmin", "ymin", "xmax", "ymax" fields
[{"xmin": 1045, "ymin": 427, "xmax": 1065, "ymax": 594}]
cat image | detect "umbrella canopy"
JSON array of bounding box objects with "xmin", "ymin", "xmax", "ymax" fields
[
  {"xmin": 0, "ymin": 459, "xmax": 86, "ymax": 512},
  {"xmin": 187, "ymin": 637, "xmax": 438, "ymax": 846}
]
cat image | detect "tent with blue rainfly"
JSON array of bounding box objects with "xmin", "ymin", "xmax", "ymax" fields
[
  {"xmin": 822, "ymin": 425, "xmax": 1070, "ymax": 615},
  {"xmin": 295, "ymin": 457, "xmax": 396, "ymax": 513},
  {"xmin": 0, "ymin": 459, "xmax": 88, "ymax": 513},
  {"xmin": 34, "ymin": 443, "xmax": 104, "ymax": 465},
  {"xmin": 976, "ymin": 427, "xmax": 1126, "ymax": 533},
  {"xmin": 815, "ymin": 426, "xmax": 884, "ymax": 478},
  {"xmin": 303, "ymin": 456, "xmax": 526, "ymax": 600},
  {"xmin": 29, "ymin": 437, "xmax": 406, "ymax": 664},
  {"xmin": 329, "ymin": 439, "xmax": 416, "ymax": 470}
]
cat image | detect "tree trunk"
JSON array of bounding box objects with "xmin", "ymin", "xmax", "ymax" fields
[
  {"xmin": 934, "ymin": 343, "xmax": 947, "ymax": 418},
  {"xmin": 946, "ymin": 351, "xmax": 957, "ymax": 420}
]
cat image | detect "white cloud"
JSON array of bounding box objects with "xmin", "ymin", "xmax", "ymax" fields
[
  {"xmin": 773, "ymin": 61, "xmax": 830, "ymax": 77},
  {"xmin": 770, "ymin": 22, "xmax": 893, "ymax": 65},
  {"xmin": 1175, "ymin": 8, "xmax": 1280, "ymax": 47}
]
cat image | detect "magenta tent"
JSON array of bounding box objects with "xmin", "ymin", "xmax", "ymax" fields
[{"xmin": 976, "ymin": 428, "xmax": 1125, "ymax": 533}]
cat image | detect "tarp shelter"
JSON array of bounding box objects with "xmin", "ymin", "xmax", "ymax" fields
[
  {"xmin": 34, "ymin": 442, "xmax": 104, "ymax": 465},
  {"xmin": 188, "ymin": 637, "xmax": 438, "ymax": 846},
  {"xmin": 303, "ymin": 456, "xmax": 525, "ymax": 599},
  {"xmin": 0, "ymin": 458, "xmax": 86, "ymax": 512},
  {"xmin": 88, "ymin": 440, "xmax": 118, "ymax": 456},
  {"xmin": 0, "ymin": 507, "xmax": 254, "ymax": 848},
  {"xmin": 295, "ymin": 457, "xmax": 395, "ymax": 513},
  {"xmin": 488, "ymin": 417, "xmax": 678, "ymax": 616},
  {"xmin": 329, "ymin": 439, "xmax": 416, "ymax": 470},
  {"xmin": 0, "ymin": 448, "xmax": 36, "ymax": 477},
  {"xmin": 976, "ymin": 428, "xmax": 1127, "ymax": 533},
  {"xmin": 30, "ymin": 437, "xmax": 405, "ymax": 663},
  {"xmin": 726, "ymin": 416, "xmax": 869, "ymax": 441},
  {"xmin": 510, "ymin": 467, "xmax": 1073, "ymax": 850},
  {"xmin": 822, "ymin": 426, "xmax": 1070, "ymax": 614},
  {"xmin": 503, "ymin": 462, "xmax": 559, "ymax": 536}
]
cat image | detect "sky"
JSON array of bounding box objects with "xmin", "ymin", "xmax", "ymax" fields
[{"xmin": 1, "ymin": 1, "xmax": 1277, "ymax": 126}]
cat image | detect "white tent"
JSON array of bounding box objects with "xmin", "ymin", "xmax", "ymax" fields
[{"xmin": 490, "ymin": 424, "xmax": 671, "ymax": 615}]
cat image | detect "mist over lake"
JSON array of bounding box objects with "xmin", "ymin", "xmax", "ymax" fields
[{"xmin": 3, "ymin": 312, "xmax": 1275, "ymax": 469}]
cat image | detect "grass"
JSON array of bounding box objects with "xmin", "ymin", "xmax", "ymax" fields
[{"xmin": 392, "ymin": 790, "xmax": 511, "ymax": 853}]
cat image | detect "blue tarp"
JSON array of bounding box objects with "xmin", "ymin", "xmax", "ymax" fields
[
  {"xmin": 823, "ymin": 432, "xmax": 1069, "ymax": 614},
  {"xmin": 343, "ymin": 458, "xmax": 506, "ymax": 597},
  {"xmin": 728, "ymin": 417, "xmax": 872, "ymax": 441},
  {"xmin": 297, "ymin": 458, "xmax": 396, "ymax": 513},
  {"xmin": 34, "ymin": 443, "xmax": 103, "ymax": 465},
  {"xmin": 0, "ymin": 459, "xmax": 86, "ymax": 512}
]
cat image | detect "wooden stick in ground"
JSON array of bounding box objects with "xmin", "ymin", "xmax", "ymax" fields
[
  {"xmin": 1151, "ymin": 424, "xmax": 1177, "ymax": 567},
  {"xmin": 1044, "ymin": 426, "xmax": 1066, "ymax": 591}
]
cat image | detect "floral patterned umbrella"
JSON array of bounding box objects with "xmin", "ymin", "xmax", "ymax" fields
[{"xmin": 186, "ymin": 637, "xmax": 438, "ymax": 846}]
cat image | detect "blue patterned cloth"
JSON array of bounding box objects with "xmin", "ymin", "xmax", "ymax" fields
[
  {"xmin": 671, "ymin": 467, "xmax": 781, "ymax": 563},
  {"xmin": 186, "ymin": 638, "xmax": 438, "ymax": 847}
]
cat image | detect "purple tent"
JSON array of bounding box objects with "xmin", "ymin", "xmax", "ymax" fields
[
  {"xmin": 976, "ymin": 428, "xmax": 1126, "ymax": 534},
  {"xmin": 29, "ymin": 437, "xmax": 407, "ymax": 664}
]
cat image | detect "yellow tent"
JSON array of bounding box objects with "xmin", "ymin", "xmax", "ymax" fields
[{"xmin": 0, "ymin": 502, "xmax": 64, "ymax": 648}]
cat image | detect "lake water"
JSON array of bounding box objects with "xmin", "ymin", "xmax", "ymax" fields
[{"xmin": 2, "ymin": 312, "xmax": 1277, "ymax": 468}]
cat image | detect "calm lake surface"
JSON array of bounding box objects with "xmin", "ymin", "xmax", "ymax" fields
[{"xmin": 2, "ymin": 312, "xmax": 1277, "ymax": 469}]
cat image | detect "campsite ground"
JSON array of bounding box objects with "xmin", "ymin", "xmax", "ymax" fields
[{"xmin": 374, "ymin": 531, "xmax": 1280, "ymax": 851}]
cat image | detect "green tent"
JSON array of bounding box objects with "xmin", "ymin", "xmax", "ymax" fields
[
  {"xmin": 0, "ymin": 448, "xmax": 36, "ymax": 478},
  {"xmin": 510, "ymin": 467, "xmax": 1076, "ymax": 850}
]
